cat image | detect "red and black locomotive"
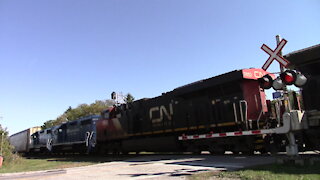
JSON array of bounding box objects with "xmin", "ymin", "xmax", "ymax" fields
[{"xmin": 95, "ymin": 68, "xmax": 273, "ymax": 154}]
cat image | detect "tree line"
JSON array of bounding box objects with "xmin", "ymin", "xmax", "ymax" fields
[{"xmin": 41, "ymin": 93, "xmax": 134, "ymax": 130}]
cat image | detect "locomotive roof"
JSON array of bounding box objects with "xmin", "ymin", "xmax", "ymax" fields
[
  {"xmin": 135, "ymin": 68, "xmax": 268, "ymax": 101},
  {"xmin": 52, "ymin": 115, "xmax": 100, "ymax": 128},
  {"xmin": 62, "ymin": 115, "xmax": 100, "ymax": 124},
  {"xmin": 172, "ymin": 69, "xmax": 244, "ymax": 95}
]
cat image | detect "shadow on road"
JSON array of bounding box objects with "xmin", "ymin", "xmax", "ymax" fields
[{"xmin": 119, "ymin": 169, "xmax": 210, "ymax": 178}]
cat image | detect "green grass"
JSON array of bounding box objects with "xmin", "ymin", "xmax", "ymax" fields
[
  {"xmin": 0, "ymin": 155, "xmax": 127, "ymax": 174},
  {"xmin": 188, "ymin": 162, "xmax": 320, "ymax": 180}
]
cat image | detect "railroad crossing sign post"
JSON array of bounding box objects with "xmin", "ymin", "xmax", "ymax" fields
[
  {"xmin": 261, "ymin": 36, "xmax": 298, "ymax": 156},
  {"xmin": 261, "ymin": 37, "xmax": 290, "ymax": 70},
  {"xmin": 261, "ymin": 36, "xmax": 291, "ymax": 112}
]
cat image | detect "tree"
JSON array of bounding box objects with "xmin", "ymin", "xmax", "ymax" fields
[
  {"xmin": 41, "ymin": 99, "xmax": 115, "ymax": 129},
  {"xmin": 41, "ymin": 120, "xmax": 57, "ymax": 130},
  {"xmin": 124, "ymin": 93, "xmax": 135, "ymax": 103},
  {"xmin": 0, "ymin": 125, "xmax": 19, "ymax": 165}
]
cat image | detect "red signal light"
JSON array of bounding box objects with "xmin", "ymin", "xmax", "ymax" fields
[
  {"xmin": 280, "ymin": 70, "xmax": 296, "ymax": 85},
  {"xmin": 258, "ymin": 70, "xmax": 307, "ymax": 90},
  {"xmin": 258, "ymin": 74, "xmax": 273, "ymax": 89}
]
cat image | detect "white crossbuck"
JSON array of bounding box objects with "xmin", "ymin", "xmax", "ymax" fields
[{"xmin": 261, "ymin": 39, "xmax": 290, "ymax": 70}]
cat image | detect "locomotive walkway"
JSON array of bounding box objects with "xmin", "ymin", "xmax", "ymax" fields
[{"xmin": 0, "ymin": 154, "xmax": 276, "ymax": 180}]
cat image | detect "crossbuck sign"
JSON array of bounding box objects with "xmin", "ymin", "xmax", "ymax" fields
[{"xmin": 261, "ymin": 39, "xmax": 290, "ymax": 70}]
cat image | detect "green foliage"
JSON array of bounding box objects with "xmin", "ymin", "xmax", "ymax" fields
[
  {"xmin": 124, "ymin": 93, "xmax": 135, "ymax": 103},
  {"xmin": 41, "ymin": 120, "xmax": 59, "ymax": 130},
  {"xmin": 0, "ymin": 155, "xmax": 128, "ymax": 173},
  {"xmin": 41, "ymin": 100, "xmax": 115, "ymax": 130},
  {"xmin": 219, "ymin": 162, "xmax": 320, "ymax": 180},
  {"xmin": 0, "ymin": 126, "xmax": 20, "ymax": 165},
  {"xmin": 189, "ymin": 162, "xmax": 320, "ymax": 180},
  {"xmin": 0, "ymin": 157, "xmax": 94, "ymax": 173}
]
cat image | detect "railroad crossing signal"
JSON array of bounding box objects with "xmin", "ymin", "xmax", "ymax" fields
[
  {"xmin": 261, "ymin": 39, "xmax": 290, "ymax": 70},
  {"xmin": 258, "ymin": 70, "xmax": 307, "ymax": 90},
  {"xmin": 257, "ymin": 74, "xmax": 273, "ymax": 89},
  {"xmin": 280, "ymin": 70, "xmax": 307, "ymax": 87}
]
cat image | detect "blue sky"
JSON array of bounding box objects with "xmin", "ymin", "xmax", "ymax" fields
[{"xmin": 1, "ymin": 0, "xmax": 319, "ymax": 134}]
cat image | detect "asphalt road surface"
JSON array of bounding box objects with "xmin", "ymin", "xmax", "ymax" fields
[{"xmin": 0, "ymin": 154, "xmax": 276, "ymax": 180}]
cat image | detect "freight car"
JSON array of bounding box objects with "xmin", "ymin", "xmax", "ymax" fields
[
  {"xmin": 95, "ymin": 68, "xmax": 273, "ymax": 154},
  {"xmin": 9, "ymin": 127, "xmax": 41, "ymax": 154},
  {"xmin": 29, "ymin": 115, "xmax": 99, "ymax": 154}
]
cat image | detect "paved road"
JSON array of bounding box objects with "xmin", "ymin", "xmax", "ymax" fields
[{"xmin": 0, "ymin": 155, "xmax": 276, "ymax": 180}]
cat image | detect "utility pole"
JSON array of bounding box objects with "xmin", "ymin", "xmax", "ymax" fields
[
  {"xmin": 276, "ymin": 35, "xmax": 291, "ymax": 112},
  {"xmin": 0, "ymin": 116, "xmax": 3, "ymax": 156}
]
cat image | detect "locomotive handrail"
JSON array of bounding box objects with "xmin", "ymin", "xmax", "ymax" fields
[
  {"xmin": 239, "ymin": 100, "xmax": 248, "ymax": 129},
  {"xmin": 232, "ymin": 102, "xmax": 238, "ymax": 123},
  {"xmin": 256, "ymin": 109, "xmax": 263, "ymax": 129},
  {"xmin": 178, "ymin": 112, "xmax": 291, "ymax": 140}
]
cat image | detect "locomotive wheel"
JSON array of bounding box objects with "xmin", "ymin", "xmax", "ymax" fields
[
  {"xmin": 97, "ymin": 147, "xmax": 108, "ymax": 155},
  {"xmin": 192, "ymin": 149, "xmax": 201, "ymax": 155},
  {"xmin": 112, "ymin": 149, "xmax": 120, "ymax": 155},
  {"xmin": 231, "ymin": 150, "xmax": 240, "ymax": 155},
  {"xmin": 122, "ymin": 151, "xmax": 129, "ymax": 155},
  {"xmin": 259, "ymin": 149, "xmax": 268, "ymax": 155},
  {"xmin": 210, "ymin": 149, "xmax": 225, "ymax": 155},
  {"xmin": 268, "ymin": 145, "xmax": 279, "ymax": 155},
  {"xmin": 241, "ymin": 150, "xmax": 254, "ymax": 155},
  {"xmin": 209, "ymin": 146, "xmax": 225, "ymax": 155},
  {"xmin": 187, "ymin": 144, "xmax": 201, "ymax": 155},
  {"xmin": 264, "ymin": 134, "xmax": 281, "ymax": 155}
]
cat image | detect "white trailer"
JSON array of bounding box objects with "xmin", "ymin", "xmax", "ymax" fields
[{"xmin": 9, "ymin": 127, "xmax": 41, "ymax": 153}]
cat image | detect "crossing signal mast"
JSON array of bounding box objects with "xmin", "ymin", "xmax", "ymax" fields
[
  {"xmin": 258, "ymin": 35, "xmax": 309, "ymax": 156},
  {"xmin": 259, "ymin": 35, "xmax": 308, "ymax": 91},
  {"xmin": 179, "ymin": 36, "xmax": 310, "ymax": 157}
]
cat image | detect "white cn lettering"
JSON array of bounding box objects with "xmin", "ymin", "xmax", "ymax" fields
[
  {"xmin": 254, "ymin": 71, "xmax": 264, "ymax": 78},
  {"xmin": 149, "ymin": 104, "xmax": 173, "ymax": 123}
]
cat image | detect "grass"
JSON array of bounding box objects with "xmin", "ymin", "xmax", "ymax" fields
[
  {"xmin": 0, "ymin": 155, "xmax": 127, "ymax": 174},
  {"xmin": 188, "ymin": 162, "xmax": 320, "ymax": 180}
]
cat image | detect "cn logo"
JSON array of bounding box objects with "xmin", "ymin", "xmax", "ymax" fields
[
  {"xmin": 253, "ymin": 71, "xmax": 266, "ymax": 79},
  {"xmin": 149, "ymin": 104, "xmax": 173, "ymax": 123}
]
